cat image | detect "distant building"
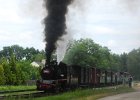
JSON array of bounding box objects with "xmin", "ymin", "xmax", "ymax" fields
[
  {"xmin": 31, "ymin": 59, "xmax": 46, "ymax": 68},
  {"xmin": 41, "ymin": 59, "xmax": 46, "ymax": 65}
]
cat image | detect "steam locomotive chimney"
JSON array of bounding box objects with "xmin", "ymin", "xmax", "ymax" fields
[{"xmin": 43, "ymin": 0, "xmax": 73, "ymax": 66}]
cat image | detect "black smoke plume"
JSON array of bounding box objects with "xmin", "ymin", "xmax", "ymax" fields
[{"xmin": 44, "ymin": 0, "xmax": 73, "ymax": 65}]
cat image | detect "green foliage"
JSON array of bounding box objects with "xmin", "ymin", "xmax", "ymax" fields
[
  {"xmin": 0, "ymin": 45, "xmax": 45, "ymax": 62},
  {"xmin": 17, "ymin": 61, "xmax": 40, "ymax": 81},
  {"xmin": 64, "ymin": 39, "xmax": 140, "ymax": 80},
  {"xmin": 0, "ymin": 53, "xmax": 40, "ymax": 85},
  {"xmin": 110, "ymin": 54, "xmax": 121, "ymax": 71},
  {"xmin": 63, "ymin": 39, "xmax": 111, "ymax": 69},
  {"xmin": 0, "ymin": 65, "xmax": 6, "ymax": 85},
  {"xmin": 98, "ymin": 47, "xmax": 111, "ymax": 69},
  {"xmin": 64, "ymin": 39, "xmax": 98, "ymax": 66},
  {"xmin": 33, "ymin": 53, "xmax": 45, "ymax": 62},
  {"xmin": 120, "ymin": 53, "xmax": 128, "ymax": 72},
  {"xmin": 127, "ymin": 48, "xmax": 140, "ymax": 80},
  {"xmin": 0, "ymin": 45, "xmax": 44, "ymax": 85},
  {"xmin": 1, "ymin": 58, "xmax": 13, "ymax": 85}
]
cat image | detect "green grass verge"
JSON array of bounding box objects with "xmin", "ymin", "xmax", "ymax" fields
[
  {"xmin": 4, "ymin": 86, "xmax": 135, "ymax": 100},
  {"xmin": 23, "ymin": 86, "xmax": 135, "ymax": 100},
  {"xmin": 0, "ymin": 85, "xmax": 36, "ymax": 91}
]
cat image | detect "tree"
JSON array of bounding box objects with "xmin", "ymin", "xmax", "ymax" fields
[
  {"xmin": 0, "ymin": 65, "xmax": 6, "ymax": 85},
  {"xmin": 127, "ymin": 48, "xmax": 140, "ymax": 80},
  {"xmin": 98, "ymin": 47, "xmax": 111, "ymax": 69},
  {"xmin": 33, "ymin": 53, "xmax": 45, "ymax": 62},
  {"xmin": 110, "ymin": 54, "xmax": 121, "ymax": 71},
  {"xmin": 120, "ymin": 53, "xmax": 128, "ymax": 72},
  {"xmin": 24, "ymin": 47, "xmax": 39, "ymax": 61},
  {"xmin": 63, "ymin": 38, "xmax": 111, "ymax": 69},
  {"xmin": 11, "ymin": 45, "xmax": 24, "ymax": 61},
  {"xmin": 17, "ymin": 61, "xmax": 40, "ymax": 81},
  {"xmin": 1, "ymin": 57, "xmax": 13, "ymax": 85},
  {"xmin": 0, "ymin": 45, "xmax": 24, "ymax": 61},
  {"xmin": 0, "ymin": 45, "xmax": 43, "ymax": 85},
  {"xmin": 0, "ymin": 45, "xmax": 43, "ymax": 62}
]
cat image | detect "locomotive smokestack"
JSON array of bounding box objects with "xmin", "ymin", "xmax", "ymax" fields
[{"xmin": 44, "ymin": 0, "xmax": 73, "ymax": 65}]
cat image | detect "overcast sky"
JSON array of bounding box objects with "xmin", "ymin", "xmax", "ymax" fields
[{"xmin": 0, "ymin": 0, "xmax": 140, "ymax": 54}]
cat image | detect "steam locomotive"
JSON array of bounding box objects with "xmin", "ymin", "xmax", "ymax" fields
[{"xmin": 36, "ymin": 60, "xmax": 129, "ymax": 92}]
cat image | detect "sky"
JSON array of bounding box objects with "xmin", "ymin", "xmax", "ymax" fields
[{"xmin": 0, "ymin": 0, "xmax": 140, "ymax": 54}]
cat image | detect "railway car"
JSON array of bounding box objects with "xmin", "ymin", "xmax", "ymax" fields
[{"xmin": 100, "ymin": 70, "xmax": 106, "ymax": 86}]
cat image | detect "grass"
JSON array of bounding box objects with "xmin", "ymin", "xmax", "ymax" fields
[
  {"xmin": 0, "ymin": 85, "xmax": 36, "ymax": 91},
  {"xmin": 24, "ymin": 86, "xmax": 135, "ymax": 100}
]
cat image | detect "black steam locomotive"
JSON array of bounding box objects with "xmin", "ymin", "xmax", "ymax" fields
[{"xmin": 36, "ymin": 60, "xmax": 129, "ymax": 92}]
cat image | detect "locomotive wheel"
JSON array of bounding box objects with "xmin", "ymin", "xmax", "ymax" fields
[{"xmin": 44, "ymin": 90, "xmax": 48, "ymax": 93}]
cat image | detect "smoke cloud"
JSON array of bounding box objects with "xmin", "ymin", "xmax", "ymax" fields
[
  {"xmin": 57, "ymin": 33, "xmax": 73, "ymax": 63},
  {"xmin": 44, "ymin": 0, "xmax": 73, "ymax": 64}
]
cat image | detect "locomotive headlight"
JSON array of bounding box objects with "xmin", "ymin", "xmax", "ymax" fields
[
  {"xmin": 43, "ymin": 70, "xmax": 50, "ymax": 74},
  {"xmin": 60, "ymin": 74, "xmax": 64, "ymax": 77}
]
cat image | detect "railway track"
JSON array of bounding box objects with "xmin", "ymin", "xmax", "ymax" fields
[
  {"xmin": 0, "ymin": 89, "xmax": 36, "ymax": 94},
  {"xmin": 0, "ymin": 89, "xmax": 47, "ymax": 100}
]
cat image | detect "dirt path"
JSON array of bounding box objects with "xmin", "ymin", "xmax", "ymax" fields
[
  {"xmin": 98, "ymin": 91, "xmax": 140, "ymax": 100},
  {"xmin": 98, "ymin": 84, "xmax": 140, "ymax": 100}
]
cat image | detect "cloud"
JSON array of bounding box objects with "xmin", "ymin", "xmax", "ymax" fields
[
  {"xmin": 0, "ymin": 5, "xmax": 23, "ymax": 24},
  {"xmin": 17, "ymin": 0, "xmax": 45, "ymax": 19},
  {"xmin": 107, "ymin": 40, "xmax": 117, "ymax": 47},
  {"xmin": 117, "ymin": 0, "xmax": 140, "ymax": 14},
  {"xmin": 0, "ymin": 30, "xmax": 44, "ymax": 50},
  {"xmin": 105, "ymin": 39, "xmax": 140, "ymax": 54},
  {"xmin": 86, "ymin": 26, "xmax": 116, "ymax": 35}
]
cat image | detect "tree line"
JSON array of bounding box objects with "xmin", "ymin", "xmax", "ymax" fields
[
  {"xmin": 0, "ymin": 39, "xmax": 140, "ymax": 85},
  {"xmin": 63, "ymin": 38, "xmax": 140, "ymax": 80},
  {"xmin": 0, "ymin": 45, "xmax": 45, "ymax": 85}
]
